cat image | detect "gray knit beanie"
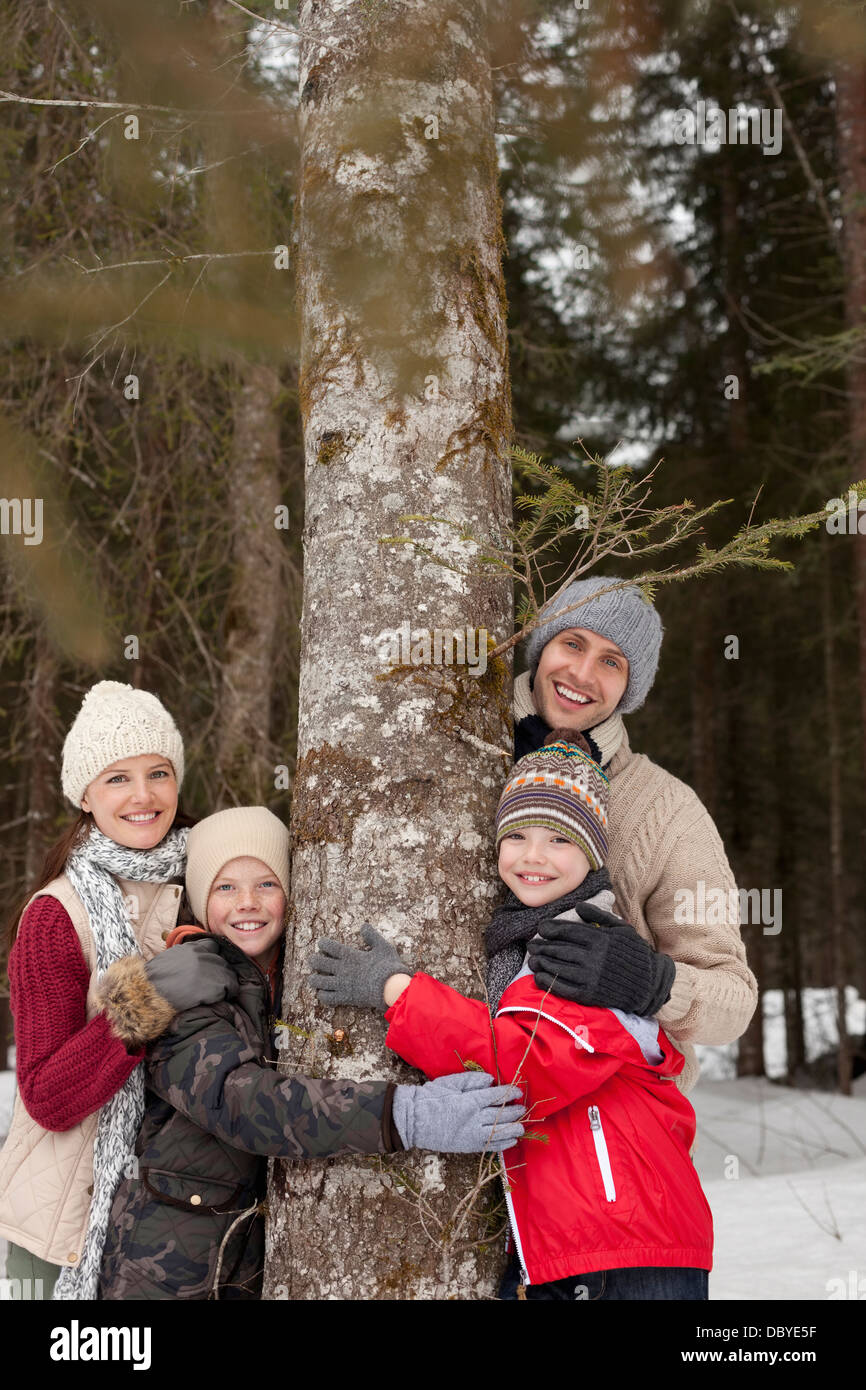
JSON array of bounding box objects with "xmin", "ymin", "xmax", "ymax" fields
[{"xmin": 525, "ymin": 577, "xmax": 663, "ymax": 714}]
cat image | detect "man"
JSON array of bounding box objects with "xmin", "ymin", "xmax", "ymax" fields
[{"xmin": 521, "ymin": 576, "xmax": 757, "ymax": 1096}]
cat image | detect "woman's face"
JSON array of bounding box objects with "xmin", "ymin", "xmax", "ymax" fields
[
  {"xmin": 206, "ymin": 856, "xmax": 286, "ymax": 966},
  {"xmin": 80, "ymin": 754, "xmax": 178, "ymax": 849}
]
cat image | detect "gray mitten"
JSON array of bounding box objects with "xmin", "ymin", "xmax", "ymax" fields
[
  {"xmin": 392, "ymin": 1072, "xmax": 525, "ymax": 1153},
  {"xmin": 309, "ymin": 924, "xmax": 411, "ymax": 1011},
  {"xmin": 144, "ymin": 938, "xmax": 239, "ymax": 1013}
]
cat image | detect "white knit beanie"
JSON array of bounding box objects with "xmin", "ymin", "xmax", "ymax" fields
[
  {"xmin": 185, "ymin": 807, "xmax": 290, "ymax": 927},
  {"xmin": 61, "ymin": 680, "xmax": 185, "ymax": 807}
]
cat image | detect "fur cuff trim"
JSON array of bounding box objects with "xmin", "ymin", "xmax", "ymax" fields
[{"xmin": 96, "ymin": 955, "xmax": 176, "ymax": 1049}]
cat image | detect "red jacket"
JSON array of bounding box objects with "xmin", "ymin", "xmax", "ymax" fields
[{"xmin": 385, "ymin": 971, "xmax": 713, "ymax": 1286}]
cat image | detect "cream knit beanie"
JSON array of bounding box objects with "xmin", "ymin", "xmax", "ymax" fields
[
  {"xmin": 185, "ymin": 807, "xmax": 290, "ymax": 927},
  {"xmin": 61, "ymin": 680, "xmax": 185, "ymax": 807}
]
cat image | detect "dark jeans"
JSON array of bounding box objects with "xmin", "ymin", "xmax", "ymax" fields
[{"xmin": 500, "ymin": 1253, "xmax": 708, "ymax": 1301}]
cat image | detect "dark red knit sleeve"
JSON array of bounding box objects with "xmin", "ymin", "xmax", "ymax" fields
[{"xmin": 8, "ymin": 896, "xmax": 145, "ymax": 1132}]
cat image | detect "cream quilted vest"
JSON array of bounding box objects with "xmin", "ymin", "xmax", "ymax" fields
[{"xmin": 0, "ymin": 872, "xmax": 182, "ymax": 1266}]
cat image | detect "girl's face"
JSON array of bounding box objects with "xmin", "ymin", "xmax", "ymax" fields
[
  {"xmin": 80, "ymin": 754, "xmax": 179, "ymax": 849},
  {"xmin": 498, "ymin": 826, "xmax": 591, "ymax": 905},
  {"xmin": 206, "ymin": 856, "xmax": 286, "ymax": 966}
]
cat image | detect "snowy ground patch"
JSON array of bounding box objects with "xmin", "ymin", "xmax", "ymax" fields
[{"xmin": 691, "ymin": 1077, "xmax": 866, "ymax": 1301}]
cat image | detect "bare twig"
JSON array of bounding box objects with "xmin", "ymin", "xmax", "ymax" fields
[
  {"xmin": 65, "ymin": 248, "xmax": 277, "ymax": 274},
  {"xmin": 0, "ymin": 88, "xmax": 283, "ymax": 118}
]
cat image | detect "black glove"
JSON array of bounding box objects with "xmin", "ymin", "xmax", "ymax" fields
[
  {"xmin": 144, "ymin": 938, "xmax": 240, "ymax": 1013},
  {"xmin": 526, "ymin": 901, "xmax": 676, "ymax": 1016}
]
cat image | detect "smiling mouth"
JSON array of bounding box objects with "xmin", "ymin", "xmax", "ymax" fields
[
  {"xmin": 229, "ymin": 921, "xmax": 268, "ymax": 934},
  {"xmin": 552, "ymin": 681, "xmax": 594, "ymax": 707},
  {"xmin": 516, "ymin": 873, "xmax": 555, "ymax": 884},
  {"xmin": 121, "ymin": 811, "xmax": 161, "ymax": 823}
]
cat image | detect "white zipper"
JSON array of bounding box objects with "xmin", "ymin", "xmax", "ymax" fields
[
  {"xmin": 492, "ymin": 1005, "xmax": 594, "ymax": 1288},
  {"xmin": 495, "ymin": 1006, "xmax": 595, "ymax": 1052},
  {"xmin": 500, "ymin": 1154, "xmax": 530, "ymax": 1287},
  {"xmin": 588, "ymin": 1105, "xmax": 616, "ymax": 1201}
]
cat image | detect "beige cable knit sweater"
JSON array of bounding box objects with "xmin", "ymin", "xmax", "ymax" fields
[{"xmin": 513, "ymin": 671, "xmax": 758, "ymax": 1092}]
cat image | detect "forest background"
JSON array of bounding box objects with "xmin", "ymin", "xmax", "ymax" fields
[{"xmin": 1, "ymin": 0, "xmax": 865, "ymax": 1168}]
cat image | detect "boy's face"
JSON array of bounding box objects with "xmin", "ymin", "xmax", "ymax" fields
[
  {"xmin": 206, "ymin": 856, "xmax": 286, "ymax": 965},
  {"xmin": 533, "ymin": 627, "xmax": 628, "ymax": 730},
  {"xmin": 498, "ymin": 827, "xmax": 592, "ymax": 905}
]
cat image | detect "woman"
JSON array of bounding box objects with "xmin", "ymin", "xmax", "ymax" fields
[{"xmin": 0, "ymin": 680, "xmax": 236, "ymax": 1299}]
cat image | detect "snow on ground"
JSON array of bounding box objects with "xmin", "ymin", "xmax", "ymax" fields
[
  {"xmin": 1, "ymin": 995, "xmax": 864, "ymax": 1298},
  {"xmin": 691, "ymin": 1077, "xmax": 866, "ymax": 1300}
]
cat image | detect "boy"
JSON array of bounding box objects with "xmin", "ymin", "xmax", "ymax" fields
[{"xmin": 310, "ymin": 731, "xmax": 713, "ymax": 1299}]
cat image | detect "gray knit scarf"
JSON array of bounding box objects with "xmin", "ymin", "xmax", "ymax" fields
[
  {"xmin": 53, "ymin": 825, "xmax": 188, "ymax": 1301},
  {"xmin": 484, "ymin": 867, "xmax": 613, "ymax": 1013}
]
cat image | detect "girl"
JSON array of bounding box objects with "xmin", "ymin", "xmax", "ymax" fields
[
  {"xmin": 311, "ymin": 729, "xmax": 714, "ymax": 1300},
  {"xmin": 99, "ymin": 806, "xmax": 524, "ymax": 1300},
  {"xmin": 0, "ymin": 681, "xmax": 236, "ymax": 1300}
]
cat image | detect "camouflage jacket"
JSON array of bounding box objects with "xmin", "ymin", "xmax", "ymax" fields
[{"xmin": 98, "ymin": 934, "xmax": 399, "ymax": 1301}]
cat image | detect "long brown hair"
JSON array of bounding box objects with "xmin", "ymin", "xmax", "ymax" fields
[{"xmin": 4, "ymin": 806, "xmax": 198, "ymax": 955}]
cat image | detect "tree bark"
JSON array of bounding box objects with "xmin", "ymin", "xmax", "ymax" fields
[
  {"xmin": 822, "ymin": 563, "xmax": 851, "ymax": 1095},
  {"xmin": 206, "ymin": 0, "xmax": 286, "ymax": 805},
  {"xmin": 216, "ymin": 360, "xmax": 284, "ymax": 804},
  {"xmin": 24, "ymin": 624, "xmax": 61, "ymax": 886},
  {"xmin": 834, "ymin": 58, "xmax": 866, "ymax": 790},
  {"xmin": 264, "ymin": 0, "xmax": 513, "ymax": 1300}
]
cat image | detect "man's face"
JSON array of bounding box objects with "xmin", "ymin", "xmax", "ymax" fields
[{"xmin": 533, "ymin": 627, "xmax": 629, "ymax": 731}]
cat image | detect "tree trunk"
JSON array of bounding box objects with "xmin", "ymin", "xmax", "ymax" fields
[
  {"xmin": 734, "ymin": 591, "xmax": 772, "ymax": 1081},
  {"xmin": 264, "ymin": 0, "xmax": 513, "ymax": 1300},
  {"xmin": 216, "ymin": 361, "xmax": 284, "ymax": 804},
  {"xmin": 0, "ymin": 626, "xmax": 61, "ymax": 1073},
  {"xmin": 203, "ymin": 0, "xmax": 286, "ymax": 805},
  {"xmin": 834, "ymin": 58, "xmax": 866, "ymax": 791},
  {"xmin": 689, "ymin": 587, "xmax": 717, "ymax": 819},
  {"xmin": 24, "ymin": 624, "xmax": 60, "ymax": 886},
  {"xmin": 822, "ymin": 563, "xmax": 851, "ymax": 1095}
]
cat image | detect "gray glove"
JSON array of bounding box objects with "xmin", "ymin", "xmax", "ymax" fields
[
  {"xmin": 144, "ymin": 939, "xmax": 240, "ymax": 1013},
  {"xmin": 309, "ymin": 924, "xmax": 411, "ymax": 1011},
  {"xmin": 392, "ymin": 1072, "xmax": 525, "ymax": 1153}
]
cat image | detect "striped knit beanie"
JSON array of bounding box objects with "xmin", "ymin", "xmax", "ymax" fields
[{"xmin": 495, "ymin": 728, "xmax": 609, "ymax": 869}]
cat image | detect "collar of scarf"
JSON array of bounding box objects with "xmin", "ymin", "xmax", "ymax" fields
[
  {"xmin": 512, "ymin": 669, "xmax": 625, "ymax": 767},
  {"xmin": 484, "ymin": 865, "xmax": 614, "ymax": 961},
  {"xmin": 53, "ymin": 823, "xmax": 188, "ymax": 1301},
  {"xmin": 68, "ymin": 822, "xmax": 188, "ymax": 888}
]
